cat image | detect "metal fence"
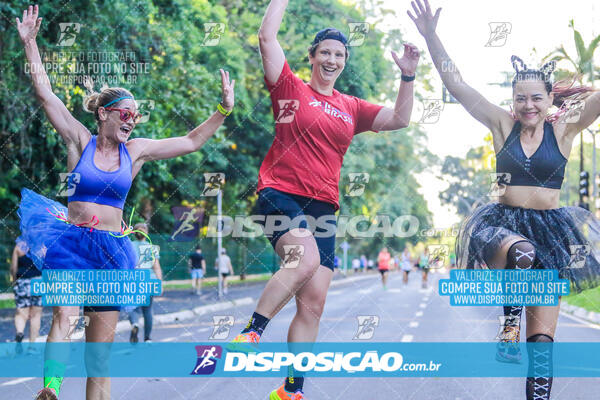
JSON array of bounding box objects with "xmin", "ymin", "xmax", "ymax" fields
[{"xmin": 0, "ymin": 218, "xmax": 280, "ymax": 291}]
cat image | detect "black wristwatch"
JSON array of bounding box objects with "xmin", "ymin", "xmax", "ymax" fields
[{"xmin": 401, "ymin": 74, "xmax": 416, "ymax": 82}]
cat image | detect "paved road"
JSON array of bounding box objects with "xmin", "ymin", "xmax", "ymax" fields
[{"xmin": 1, "ymin": 270, "xmax": 599, "ymax": 399}]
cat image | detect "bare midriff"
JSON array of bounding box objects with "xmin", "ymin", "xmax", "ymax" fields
[
  {"xmin": 68, "ymin": 201, "xmax": 124, "ymax": 232},
  {"xmin": 499, "ymin": 185, "xmax": 560, "ymax": 210}
]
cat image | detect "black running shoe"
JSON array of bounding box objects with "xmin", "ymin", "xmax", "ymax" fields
[{"xmin": 15, "ymin": 332, "xmax": 24, "ymax": 354}]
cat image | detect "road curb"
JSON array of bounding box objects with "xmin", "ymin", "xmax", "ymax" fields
[
  {"xmin": 561, "ymin": 302, "xmax": 600, "ymax": 325},
  {"xmin": 112, "ymin": 275, "xmax": 374, "ymax": 334},
  {"xmin": 329, "ymin": 273, "xmax": 376, "ymax": 287},
  {"xmin": 17, "ymin": 273, "xmax": 376, "ymax": 342},
  {"xmin": 27, "ymin": 297, "xmax": 255, "ymax": 342},
  {"xmin": 115, "ymin": 296, "xmax": 254, "ymax": 334}
]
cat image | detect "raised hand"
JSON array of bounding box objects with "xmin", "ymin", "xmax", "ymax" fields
[
  {"xmin": 407, "ymin": 0, "xmax": 441, "ymax": 38},
  {"xmin": 392, "ymin": 43, "xmax": 420, "ymax": 76},
  {"xmin": 219, "ymin": 69, "xmax": 235, "ymax": 111},
  {"xmin": 16, "ymin": 5, "xmax": 42, "ymax": 44}
]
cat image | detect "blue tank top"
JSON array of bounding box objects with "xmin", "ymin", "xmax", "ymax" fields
[
  {"xmin": 495, "ymin": 121, "xmax": 566, "ymax": 189},
  {"xmin": 68, "ymin": 136, "xmax": 132, "ymax": 209}
]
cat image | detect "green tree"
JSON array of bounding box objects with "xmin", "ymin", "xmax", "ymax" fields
[
  {"xmin": 439, "ymin": 133, "xmax": 495, "ymax": 218},
  {"xmin": 0, "ymin": 0, "xmax": 437, "ymax": 282}
]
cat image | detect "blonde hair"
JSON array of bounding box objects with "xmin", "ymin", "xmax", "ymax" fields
[{"xmin": 82, "ymin": 77, "xmax": 134, "ymax": 122}]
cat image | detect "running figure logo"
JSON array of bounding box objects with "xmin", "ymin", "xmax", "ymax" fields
[
  {"xmin": 495, "ymin": 315, "xmax": 520, "ymax": 339},
  {"xmin": 347, "ymin": 23, "xmax": 369, "ymax": 47},
  {"xmin": 135, "ymin": 100, "xmax": 155, "ymax": 123},
  {"xmin": 202, "ymin": 173, "xmax": 225, "ymax": 196},
  {"xmin": 485, "ymin": 22, "xmax": 512, "ymax": 47},
  {"xmin": 418, "ymin": 99, "xmax": 444, "ymax": 124},
  {"xmin": 282, "ymin": 245, "xmax": 305, "ymax": 269},
  {"xmin": 568, "ymin": 244, "xmax": 591, "ymax": 269},
  {"xmin": 353, "ymin": 315, "xmax": 379, "ymax": 340},
  {"xmin": 276, "ymin": 100, "xmax": 300, "ymax": 123},
  {"xmin": 57, "ymin": 172, "xmax": 81, "ymax": 197},
  {"xmin": 138, "ymin": 243, "xmax": 159, "ymax": 269},
  {"xmin": 489, "ymin": 172, "xmax": 511, "ymax": 196},
  {"xmin": 64, "ymin": 315, "xmax": 90, "ymax": 340},
  {"xmin": 209, "ymin": 316, "xmax": 235, "ymax": 340},
  {"xmin": 202, "ymin": 23, "xmax": 225, "ymax": 46},
  {"xmin": 170, "ymin": 207, "xmax": 203, "ymax": 241},
  {"xmin": 191, "ymin": 345, "xmax": 222, "ymax": 375},
  {"xmin": 57, "ymin": 23, "xmax": 81, "ymax": 46},
  {"xmin": 427, "ymin": 244, "xmax": 449, "ymax": 268},
  {"xmin": 346, "ymin": 173, "xmax": 370, "ymax": 197},
  {"xmin": 557, "ymin": 99, "xmax": 585, "ymax": 124}
]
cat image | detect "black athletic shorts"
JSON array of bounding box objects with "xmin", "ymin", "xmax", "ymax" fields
[{"xmin": 256, "ymin": 187, "xmax": 337, "ymax": 270}]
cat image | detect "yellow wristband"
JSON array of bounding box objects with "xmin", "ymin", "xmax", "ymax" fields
[{"xmin": 217, "ymin": 103, "xmax": 232, "ymax": 117}]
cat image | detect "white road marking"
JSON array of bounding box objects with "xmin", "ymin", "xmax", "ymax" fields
[
  {"xmin": 559, "ymin": 311, "xmax": 600, "ymax": 330},
  {"xmin": 419, "ymin": 303, "xmax": 427, "ymax": 308},
  {"xmin": 401, "ymin": 334, "xmax": 414, "ymax": 342},
  {"xmin": 409, "ymin": 321, "xmax": 419, "ymax": 328},
  {"xmin": 0, "ymin": 377, "xmax": 35, "ymax": 386},
  {"xmin": 415, "ymin": 311, "xmax": 423, "ymax": 317},
  {"xmin": 162, "ymin": 337, "xmax": 177, "ymax": 342}
]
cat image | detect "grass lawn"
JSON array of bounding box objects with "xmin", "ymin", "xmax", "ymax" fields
[
  {"xmin": 564, "ymin": 285, "xmax": 600, "ymax": 313},
  {"xmin": 0, "ymin": 299, "xmax": 14, "ymax": 309}
]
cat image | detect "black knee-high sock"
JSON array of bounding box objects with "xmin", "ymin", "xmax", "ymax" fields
[
  {"xmin": 241, "ymin": 312, "xmax": 270, "ymax": 336},
  {"xmin": 503, "ymin": 241, "xmax": 536, "ymax": 328},
  {"xmin": 526, "ymin": 334, "xmax": 554, "ymax": 400}
]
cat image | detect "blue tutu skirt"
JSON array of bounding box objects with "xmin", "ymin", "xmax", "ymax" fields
[
  {"xmin": 17, "ymin": 188, "xmax": 137, "ymax": 272},
  {"xmin": 457, "ymin": 202, "xmax": 600, "ymax": 292}
]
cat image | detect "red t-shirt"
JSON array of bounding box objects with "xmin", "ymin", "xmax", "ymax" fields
[
  {"xmin": 257, "ymin": 60, "xmax": 383, "ymax": 209},
  {"xmin": 378, "ymin": 251, "xmax": 391, "ymax": 270}
]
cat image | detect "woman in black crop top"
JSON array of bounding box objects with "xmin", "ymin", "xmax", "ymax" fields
[{"xmin": 411, "ymin": 1, "xmax": 600, "ymax": 399}]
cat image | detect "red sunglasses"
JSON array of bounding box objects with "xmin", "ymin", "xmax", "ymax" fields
[{"xmin": 104, "ymin": 107, "xmax": 143, "ymax": 124}]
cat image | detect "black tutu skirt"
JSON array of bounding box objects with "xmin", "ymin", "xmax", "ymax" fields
[{"xmin": 457, "ymin": 202, "xmax": 600, "ymax": 293}]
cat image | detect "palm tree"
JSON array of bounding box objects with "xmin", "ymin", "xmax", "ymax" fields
[
  {"xmin": 544, "ymin": 20, "xmax": 600, "ymax": 207},
  {"xmin": 544, "ymin": 19, "xmax": 600, "ymax": 84}
]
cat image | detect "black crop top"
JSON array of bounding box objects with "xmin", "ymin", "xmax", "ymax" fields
[{"xmin": 495, "ymin": 121, "xmax": 566, "ymax": 189}]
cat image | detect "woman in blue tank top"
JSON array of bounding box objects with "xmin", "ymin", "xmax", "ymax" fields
[
  {"xmin": 16, "ymin": 6, "xmax": 235, "ymax": 400},
  {"xmin": 410, "ymin": 1, "xmax": 600, "ymax": 399}
]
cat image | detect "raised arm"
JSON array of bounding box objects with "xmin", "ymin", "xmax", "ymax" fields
[
  {"xmin": 127, "ymin": 69, "xmax": 234, "ymax": 171},
  {"xmin": 563, "ymin": 91, "xmax": 600, "ymax": 139},
  {"xmin": 371, "ymin": 43, "xmax": 420, "ymax": 131},
  {"xmin": 16, "ymin": 5, "xmax": 90, "ymax": 148},
  {"xmin": 408, "ymin": 0, "xmax": 513, "ymax": 140},
  {"xmin": 258, "ymin": 0, "xmax": 288, "ymax": 85}
]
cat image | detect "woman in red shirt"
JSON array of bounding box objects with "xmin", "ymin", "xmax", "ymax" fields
[
  {"xmin": 377, "ymin": 247, "xmax": 392, "ymax": 290},
  {"xmin": 229, "ymin": 1, "xmax": 419, "ymax": 398}
]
